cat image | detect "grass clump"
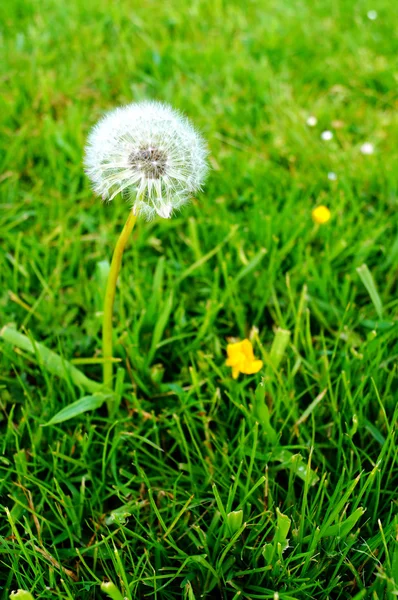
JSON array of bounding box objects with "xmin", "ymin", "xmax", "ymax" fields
[{"xmin": 0, "ymin": 0, "xmax": 397, "ymax": 598}]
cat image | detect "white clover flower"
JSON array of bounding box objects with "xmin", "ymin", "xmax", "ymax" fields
[
  {"xmin": 84, "ymin": 101, "xmax": 208, "ymax": 220},
  {"xmin": 327, "ymin": 171, "xmax": 337, "ymax": 181},
  {"xmin": 367, "ymin": 10, "xmax": 377, "ymax": 20},
  {"xmin": 360, "ymin": 142, "xmax": 374, "ymax": 155},
  {"xmin": 321, "ymin": 130, "xmax": 333, "ymax": 141}
]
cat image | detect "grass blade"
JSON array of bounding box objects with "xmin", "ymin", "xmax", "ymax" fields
[
  {"xmin": 43, "ymin": 393, "xmax": 110, "ymax": 426},
  {"xmin": 356, "ymin": 264, "xmax": 383, "ymax": 319},
  {"xmin": 1, "ymin": 326, "xmax": 104, "ymax": 394},
  {"xmin": 100, "ymin": 582, "xmax": 125, "ymax": 600},
  {"xmin": 269, "ymin": 328, "xmax": 291, "ymax": 370}
]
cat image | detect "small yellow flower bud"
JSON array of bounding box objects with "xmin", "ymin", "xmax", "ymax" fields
[{"xmin": 312, "ymin": 205, "xmax": 331, "ymax": 224}]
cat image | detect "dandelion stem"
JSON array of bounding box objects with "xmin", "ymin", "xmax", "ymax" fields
[{"xmin": 102, "ymin": 210, "xmax": 137, "ymax": 396}]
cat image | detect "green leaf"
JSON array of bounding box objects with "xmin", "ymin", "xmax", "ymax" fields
[
  {"xmin": 360, "ymin": 319, "xmax": 394, "ymax": 330},
  {"xmin": 226, "ymin": 510, "xmax": 243, "ymax": 536},
  {"xmin": 262, "ymin": 543, "xmax": 274, "ymax": 565},
  {"xmin": 320, "ymin": 507, "xmax": 365, "ymax": 538},
  {"xmin": 1, "ymin": 327, "xmax": 104, "ymax": 394},
  {"xmin": 364, "ymin": 419, "xmax": 386, "ymax": 445},
  {"xmin": 96, "ymin": 259, "xmax": 111, "ymax": 294},
  {"xmin": 9, "ymin": 592, "xmax": 35, "ymax": 600},
  {"xmin": 100, "ymin": 582, "xmax": 125, "ymax": 600},
  {"xmin": 253, "ymin": 383, "xmax": 278, "ymax": 443},
  {"xmin": 212, "ymin": 483, "xmax": 229, "ymax": 523},
  {"xmin": 391, "ymin": 540, "xmax": 398, "ymax": 595},
  {"xmin": 273, "ymin": 449, "xmax": 319, "ymax": 486},
  {"xmin": 356, "ymin": 264, "xmax": 383, "ymax": 319},
  {"xmin": 146, "ymin": 291, "xmax": 174, "ymax": 365},
  {"xmin": 177, "ymin": 226, "xmax": 238, "ymax": 283},
  {"xmin": 243, "ymin": 448, "xmax": 319, "ymax": 486},
  {"xmin": 233, "ymin": 247, "xmax": 267, "ymax": 285},
  {"xmin": 43, "ymin": 393, "xmax": 111, "ymax": 426},
  {"xmin": 275, "ymin": 508, "xmax": 291, "ymax": 545},
  {"xmin": 269, "ymin": 328, "xmax": 291, "ymax": 370}
]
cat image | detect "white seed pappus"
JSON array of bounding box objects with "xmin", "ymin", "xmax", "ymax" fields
[{"xmin": 84, "ymin": 101, "xmax": 208, "ymax": 220}]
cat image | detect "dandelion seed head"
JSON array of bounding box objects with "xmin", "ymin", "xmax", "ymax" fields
[
  {"xmin": 306, "ymin": 115, "xmax": 318, "ymax": 127},
  {"xmin": 367, "ymin": 10, "xmax": 377, "ymax": 20},
  {"xmin": 321, "ymin": 130, "xmax": 333, "ymax": 141},
  {"xmin": 328, "ymin": 172, "xmax": 337, "ymax": 181},
  {"xmin": 84, "ymin": 101, "xmax": 208, "ymax": 220},
  {"xmin": 360, "ymin": 142, "xmax": 374, "ymax": 155}
]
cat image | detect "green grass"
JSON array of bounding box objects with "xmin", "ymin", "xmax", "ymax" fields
[{"xmin": 1, "ymin": 0, "xmax": 398, "ymax": 598}]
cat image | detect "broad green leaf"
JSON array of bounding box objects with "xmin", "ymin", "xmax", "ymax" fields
[
  {"xmin": 184, "ymin": 582, "xmax": 197, "ymax": 600},
  {"xmin": 43, "ymin": 393, "xmax": 111, "ymax": 426},
  {"xmin": 243, "ymin": 448, "xmax": 319, "ymax": 486},
  {"xmin": 9, "ymin": 592, "xmax": 35, "ymax": 600},
  {"xmin": 273, "ymin": 449, "xmax": 319, "ymax": 486},
  {"xmin": 320, "ymin": 507, "xmax": 365, "ymax": 538},
  {"xmin": 100, "ymin": 582, "xmax": 125, "ymax": 600},
  {"xmin": 96, "ymin": 259, "xmax": 110, "ymax": 289},
  {"xmin": 269, "ymin": 328, "xmax": 291, "ymax": 370},
  {"xmin": 226, "ymin": 510, "xmax": 243, "ymax": 536},
  {"xmin": 275, "ymin": 508, "xmax": 291, "ymax": 545},
  {"xmin": 1, "ymin": 327, "xmax": 104, "ymax": 394},
  {"xmin": 262, "ymin": 543, "xmax": 274, "ymax": 565}
]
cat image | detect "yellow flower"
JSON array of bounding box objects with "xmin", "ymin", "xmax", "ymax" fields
[
  {"xmin": 226, "ymin": 339, "xmax": 263, "ymax": 379},
  {"xmin": 312, "ymin": 205, "xmax": 331, "ymax": 224}
]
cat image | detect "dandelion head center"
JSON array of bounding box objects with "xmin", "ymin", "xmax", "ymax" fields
[{"xmin": 129, "ymin": 146, "xmax": 167, "ymax": 179}]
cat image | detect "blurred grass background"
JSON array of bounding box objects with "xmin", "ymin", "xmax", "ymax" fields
[{"xmin": 0, "ymin": 0, "xmax": 397, "ymax": 598}]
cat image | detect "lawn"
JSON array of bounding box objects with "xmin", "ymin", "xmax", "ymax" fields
[{"xmin": 1, "ymin": 0, "xmax": 397, "ymax": 598}]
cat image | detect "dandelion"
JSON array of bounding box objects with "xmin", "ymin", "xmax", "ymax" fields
[
  {"xmin": 85, "ymin": 101, "xmax": 208, "ymax": 221},
  {"xmin": 306, "ymin": 115, "xmax": 317, "ymax": 127},
  {"xmin": 321, "ymin": 131, "xmax": 333, "ymax": 141},
  {"xmin": 84, "ymin": 101, "xmax": 208, "ymax": 395},
  {"xmin": 312, "ymin": 205, "xmax": 331, "ymax": 224},
  {"xmin": 327, "ymin": 172, "xmax": 337, "ymax": 181},
  {"xmin": 360, "ymin": 142, "xmax": 374, "ymax": 155},
  {"xmin": 226, "ymin": 339, "xmax": 263, "ymax": 379},
  {"xmin": 367, "ymin": 10, "xmax": 377, "ymax": 20}
]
